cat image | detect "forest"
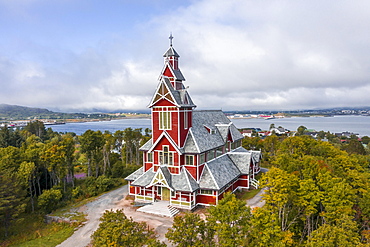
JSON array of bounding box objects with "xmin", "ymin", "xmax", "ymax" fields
[
  {"xmin": 0, "ymin": 121, "xmax": 150, "ymax": 245},
  {"xmin": 1, "ymin": 121, "xmax": 370, "ymax": 246},
  {"xmin": 92, "ymin": 131, "xmax": 370, "ymax": 246}
]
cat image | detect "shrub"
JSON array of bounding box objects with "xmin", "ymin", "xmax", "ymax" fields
[{"xmin": 38, "ymin": 188, "xmax": 62, "ymax": 213}]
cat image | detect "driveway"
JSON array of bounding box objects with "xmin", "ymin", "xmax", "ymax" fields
[
  {"xmin": 58, "ymin": 168, "xmax": 269, "ymax": 247},
  {"xmin": 57, "ymin": 185, "xmax": 173, "ymax": 247}
]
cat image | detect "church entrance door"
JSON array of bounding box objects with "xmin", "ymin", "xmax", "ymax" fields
[{"xmin": 162, "ymin": 187, "xmax": 170, "ymax": 201}]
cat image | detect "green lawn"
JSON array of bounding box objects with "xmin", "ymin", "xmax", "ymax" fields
[
  {"xmin": 235, "ymin": 188, "xmax": 262, "ymax": 201},
  {"xmin": 12, "ymin": 224, "xmax": 76, "ymax": 247}
]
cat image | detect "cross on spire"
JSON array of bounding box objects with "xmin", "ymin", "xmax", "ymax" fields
[{"xmin": 169, "ymin": 33, "xmax": 174, "ymax": 46}]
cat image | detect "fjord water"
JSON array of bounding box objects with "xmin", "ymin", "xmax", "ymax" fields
[{"xmin": 50, "ymin": 115, "xmax": 370, "ymax": 137}]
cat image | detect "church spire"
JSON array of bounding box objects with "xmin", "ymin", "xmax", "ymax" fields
[{"xmin": 169, "ymin": 33, "xmax": 174, "ymax": 47}]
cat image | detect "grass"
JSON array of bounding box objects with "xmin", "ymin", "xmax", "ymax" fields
[
  {"xmin": 1, "ymin": 214, "xmax": 79, "ymax": 247},
  {"xmin": 11, "ymin": 222, "xmax": 76, "ymax": 247},
  {"xmin": 2, "ymin": 181, "xmax": 127, "ymax": 246},
  {"xmin": 236, "ymin": 188, "xmax": 262, "ymax": 201}
]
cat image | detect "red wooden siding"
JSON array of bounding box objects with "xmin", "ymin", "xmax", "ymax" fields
[{"xmin": 197, "ymin": 194, "xmax": 216, "ymax": 205}]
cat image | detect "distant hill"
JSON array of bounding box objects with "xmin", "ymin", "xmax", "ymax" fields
[
  {"xmin": 0, "ymin": 104, "xmax": 129, "ymax": 121},
  {"xmin": 0, "ymin": 104, "xmax": 55, "ymax": 120}
]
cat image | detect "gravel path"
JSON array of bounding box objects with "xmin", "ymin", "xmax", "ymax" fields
[
  {"xmin": 57, "ymin": 185, "xmax": 128, "ymax": 247},
  {"xmin": 246, "ymin": 187, "xmax": 267, "ymax": 209},
  {"xmin": 58, "ymin": 168, "xmax": 269, "ymax": 247}
]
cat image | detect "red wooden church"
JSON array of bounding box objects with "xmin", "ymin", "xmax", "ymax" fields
[{"xmin": 125, "ymin": 36, "xmax": 261, "ymax": 209}]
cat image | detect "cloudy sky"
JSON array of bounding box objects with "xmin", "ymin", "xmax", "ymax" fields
[{"xmin": 1, "ymin": 0, "xmax": 370, "ymax": 112}]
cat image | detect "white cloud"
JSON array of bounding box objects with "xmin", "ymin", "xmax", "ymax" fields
[{"xmin": 1, "ymin": 0, "xmax": 370, "ymax": 112}]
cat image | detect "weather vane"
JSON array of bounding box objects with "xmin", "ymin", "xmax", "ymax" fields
[{"xmin": 169, "ymin": 33, "xmax": 173, "ymax": 46}]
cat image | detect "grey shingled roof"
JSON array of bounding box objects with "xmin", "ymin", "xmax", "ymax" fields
[
  {"xmin": 163, "ymin": 46, "xmax": 180, "ymax": 57},
  {"xmin": 251, "ymin": 150, "xmax": 262, "ymax": 163},
  {"xmin": 183, "ymin": 130, "xmax": 199, "ymax": 153},
  {"xmin": 228, "ymin": 152, "xmax": 251, "ymax": 174},
  {"xmin": 125, "ymin": 166, "xmax": 144, "ymax": 181},
  {"xmin": 199, "ymin": 154, "xmax": 240, "ymax": 190},
  {"xmin": 215, "ymin": 124, "xmax": 230, "ymax": 143},
  {"xmin": 232, "ymin": 146, "xmax": 249, "ymax": 153},
  {"xmin": 139, "ymin": 138, "xmax": 153, "ymax": 151},
  {"xmin": 172, "ymin": 168, "xmax": 199, "ymax": 192},
  {"xmin": 163, "ymin": 77, "xmax": 195, "ymax": 107},
  {"xmin": 199, "ymin": 165, "xmax": 218, "ymax": 190},
  {"xmin": 130, "ymin": 167, "xmax": 156, "ymax": 187},
  {"xmin": 229, "ymin": 124, "xmax": 244, "ymax": 141},
  {"xmin": 129, "ymin": 165, "xmax": 199, "ymax": 192},
  {"xmin": 173, "ymin": 69, "xmax": 185, "ymax": 81},
  {"xmin": 189, "ymin": 110, "xmax": 232, "ymax": 153}
]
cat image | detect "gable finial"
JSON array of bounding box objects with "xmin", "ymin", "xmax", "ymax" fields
[{"xmin": 169, "ymin": 33, "xmax": 174, "ymax": 46}]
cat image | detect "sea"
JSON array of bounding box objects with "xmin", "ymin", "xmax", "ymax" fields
[{"xmin": 50, "ymin": 115, "xmax": 370, "ymax": 137}]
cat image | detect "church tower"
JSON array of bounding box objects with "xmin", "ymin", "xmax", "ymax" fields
[
  {"xmin": 125, "ymin": 35, "xmax": 261, "ymax": 211},
  {"xmin": 146, "ymin": 35, "xmax": 196, "ymax": 174}
]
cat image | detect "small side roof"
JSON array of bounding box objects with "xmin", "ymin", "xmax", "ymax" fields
[
  {"xmin": 199, "ymin": 154, "xmax": 240, "ymax": 190},
  {"xmin": 172, "ymin": 168, "xmax": 199, "ymax": 192},
  {"xmin": 125, "ymin": 166, "xmax": 144, "ymax": 181}
]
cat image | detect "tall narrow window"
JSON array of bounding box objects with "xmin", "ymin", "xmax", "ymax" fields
[
  {"xmin": 184, "ymin": 111, "xmax": 188, "ymax": 129},
  {"xmin": 159, "ymin": 109, "xmax": 171, "ymax": 130},
  {"xmin": 147, "ymin": 152, "xmax": 153, "ymax": 162}
]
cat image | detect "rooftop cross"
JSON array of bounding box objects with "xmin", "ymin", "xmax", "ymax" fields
[{"xmin": 169, "ymin": 33, "xmax": 173, "ymax": 46}]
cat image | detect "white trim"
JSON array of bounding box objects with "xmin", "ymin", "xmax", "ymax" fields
[
  {"xmin": 189, "ymin": 127, "xmax": 200, "ymax": 153},
  {"xmin": 147, "ymin": 168, "xmax": 174, "ymax": 191},
  {"xmin": 183, "ymin": 168, "xmax": 196, "ymax": 190},
  {"xmin": 148, "ymin": 78, "xmax": 180, "ymax": 108},
  {"xmin": 177, "ymin": 109, "xmax": 180, "ymax": 146},
  {"xmin": 148, "ymin": 131, "xmax": 183, "ymax": 154}
]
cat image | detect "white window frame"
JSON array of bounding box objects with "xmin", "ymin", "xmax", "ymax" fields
[
  {"xmin": 200, "ymin": 189, "xmax": 213, "ymax": 195},
  {"xmin": 159, "ymin": 108, "xmax": 171, "ymax": 130},
  {"xmin": 147, "ymin": 152, "xmax": 153, "ymax": 163},
  {"xmin": 184, "ymin": 111, "xmax": 188, "ymax": 129},
  {"xmin": 159, "ymin": 146, "xmax": 173, "ymax": 166},
  {"xmin": 185, "ymin": 155, "xmax": 194, "ymax": 166}
]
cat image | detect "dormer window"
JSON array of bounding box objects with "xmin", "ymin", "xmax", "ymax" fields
[{"xmin": 204, "ymin": 125, "xmax": 216, "ymax": 134}]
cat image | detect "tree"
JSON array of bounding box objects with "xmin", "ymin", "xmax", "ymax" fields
[
  {"xmin": 207, "ymin": 193, "xmax": 251, "ymax": 246},
  {"xmin": 0, "ymin": 125, "xmax": 12, "ymax": 148},
  {"xmin": 242, "ymin": 136, "xmax": 262, "ymax": 150},
  {"xmin": 361, "ymin": 136, "xmax": 370, "ymax": 145},
  {"xmin": 306, "ymin": 215, "xmax": 361, "ymax": 247},
  {"xmin": 80, "ymin": 130, "xmax": 104, "ymax": 177},
  {"xmin": 296, "ymin": 125, "xmax": 307, "ymax": 136},
  {"xmin": 92, "ymin": 209, "xmax": 163, "ymax": 247},
  {"xmin": 342, "ymin": 139, "xmax": 366, "ymax": 155},
  {"xmin": 166, "ymin": 213, "xmax": 214, "ymax": 247},
  {"xmin": 61, "ymin": 134, "xmax": 76, "ymax": 187},
  {"xmin": 37, "ymin": 187, "xmax": 62, "ymax": 213},
  {"xmin": 23, "ymin": 120, "xmax": 47, "ymax": 140},
  {"xmin": 0, "ymin": 172, "xmax": 26, "ymax": 238},
  {"xmin": 17, "ymin": 161, "xmax": 36, "ymax": 212}
]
